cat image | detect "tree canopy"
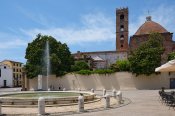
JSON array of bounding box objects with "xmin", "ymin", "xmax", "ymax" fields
[
  {"xmin": 128, "ymin": 33, "xmax": 164, "ymax": 76},
  {"xmin": 25, "ymin": 34, "xmax": 74, "ymax": 79}
]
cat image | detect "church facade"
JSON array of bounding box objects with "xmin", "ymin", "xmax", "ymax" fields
[
  {"xmin": 129, "ymin": 16, "xmax": 174, "ymax": 62},
  {"xmin": 73, "ymin": 7, "xmax": 174, "ymax": 69}
]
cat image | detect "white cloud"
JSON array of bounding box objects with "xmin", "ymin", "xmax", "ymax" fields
[
  {"xmin": 17, "ymin": 6, "xmax": 53, "ymax": 27},
  {"xmin": 0, "ymin": 32, "xmax": 27, "ymax": 49},
  {"xmin": 0, "ymin": 32, "xmax": 27, "ymax": 63},
  {"xmin": 0, "ymin": 12, "xmax": 116, "ymax": 63},
  {"xmin": 0, "ymin": 39, "xmax": 26, "ymax": 49},
  {"xmin": 1, "ymin": 5, "xmax": 174, "ymax": 63},
  {"xmin": 129, "ymin": 5, "xmax": 175, "ymax": 36},
  {"xmin": 21, "ymin": 12, "xmax": 115, "ymax": 45},
  {"xmin": 81, "ymin": 12, "xmax": 114, "ymax": 29},
  {"xmin": 150, "ymin": 5, "xmax": 175, "ymax": 33},
  {"xmin": 21, "ymin": 5, "xmax": 175, "ymax": 46},
  {"xmin": 129, "ymin": 16, "xmax": 145, "ymax": 36}
]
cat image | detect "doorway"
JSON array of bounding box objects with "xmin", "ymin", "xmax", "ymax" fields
[
  {"xmin": 3, "ymin": 80, "xmax": 7, "ymax": 87},
  {"xmin": 170, "ymin": 78, "xmax": 175, "ymax": 89}
]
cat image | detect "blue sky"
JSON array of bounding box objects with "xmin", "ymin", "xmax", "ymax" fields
[{"xmin": 0, "ymin": 0, "xmax": 175, "ymax": 63}]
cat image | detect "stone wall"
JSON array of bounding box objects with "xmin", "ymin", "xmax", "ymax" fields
[
  {"xmin": 72, "ymin": 51, "xmax": 128, "ymax": 68},
  {"xmin": 29, "ymin": 72, "xmax": 173, "ymax": 91}
]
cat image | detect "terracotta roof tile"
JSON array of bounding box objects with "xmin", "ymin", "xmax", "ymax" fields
[{"xmin": 135, "ymin": 21, "xmax": 168, "ymax": 35}]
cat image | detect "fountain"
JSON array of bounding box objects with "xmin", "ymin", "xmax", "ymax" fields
[
  {"xmin": 45, "ymin": 40, "xmax": 50, "ymax": 91},
  {"xmin": 38, "ymin": 40, "xmax": 50, "ymax": 91},
  {"xmin": 0, "ymin": 40, "xmax": 96, "ymax": 107},
  {"xmin": 38, "ymin": 75, "xmax": 42, "ymax": 90},
  {"xmin": 0, "ymin": 91, "xmax": 96, "ymax": 106}
]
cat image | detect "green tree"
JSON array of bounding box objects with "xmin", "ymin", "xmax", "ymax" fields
[
  {"xmin": 110, "ymin": 60, "xmax": 130, "ymax": 72},
  {"xmin": 168, "ymin": 52, "xmax": 175, "ymax": 61},
  {"xmin": 25, "ymin": 34, "xmax": 74, "ymax": 78},
  {"xmin": 128, "ymin": 33, "xmax": 164, "ymax": 76},
  {"xmin": 71, "ymin": 61, "xmax": 89, "ymax": 71}
]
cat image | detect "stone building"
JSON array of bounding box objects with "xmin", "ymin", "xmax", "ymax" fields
[
  {"xmin": 1, "ymin": 60, "xmax": 23, "ymax": 87},
  {"xmin": 73, "ymin": 7, "xmax": 174, "ymax": 69},
  {"xmin": 0, "ymin": 63, "xmax": 13, "ymax": 87},
  {"xmin": 72, "ymin": 8, "xmax": 129, "ymax": 69},
  {"xmin": 72, "ymin": 50, "xmax": 127, "ymax": 69},
  {"xmin": 117, "ymin": 7, "xmax": 175, "ymax": 62},
  {"xmin": 130, "ymin": 16, "xmax": 175, "ymax": 61}
]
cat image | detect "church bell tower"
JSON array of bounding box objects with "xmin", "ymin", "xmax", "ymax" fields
[{"xmin": 116, "ymin": 8, "xmax": 129, "ymax": 51}]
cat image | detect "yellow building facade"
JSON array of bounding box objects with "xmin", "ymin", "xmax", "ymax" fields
[{"xmin": 1, "ymin": 60, "xmax": 23, "ymax": 87}]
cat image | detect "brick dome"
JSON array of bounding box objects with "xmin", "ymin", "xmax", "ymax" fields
[{"xmin": 135, "ymin": 16, "xmax": 168, "ymax": 35}]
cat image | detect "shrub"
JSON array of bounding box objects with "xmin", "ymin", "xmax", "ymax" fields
[
  {"xmin": 110, "ymin": 63, "xmax": 119, "ymax": 71},
  {"xmin": 76, "ymin": 69, "xmax": 114, "ymax": 75},
  {"xmin": 77, "ymin": 70, "xmax": 92, "ymax": 75},
  {"xmin": 94, "ymin": 69, "xmax": 114, "ymax": 74},
  {"xmin": 71, "ymin": 61, "xmax": 89, "ymax": 71},
  {"xmin": 116, "ymin": 60, "xmax": 130, "ymax": 71},
  {"xmin": 110, "ymin": 60, "xmax": 130, "ymax": 72}
]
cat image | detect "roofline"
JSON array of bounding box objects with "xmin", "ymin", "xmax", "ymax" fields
[
  {"xmin": 134, "ymin": 20, "xmax": 168, "ymax": 35},
  {"xmin": 130, "ymin": 32, "xmax": 173, "ymax": 37},
  {"xmin": 0, "ymin": 63, "xmax": 10, "ymax": 66},
  {"xmin": 2, "ymin": 60, "xmax": 23, "ymax": 64},
  {"xmin": 72, "ymin": 50, "xmax": 128, "ymax": 55}
]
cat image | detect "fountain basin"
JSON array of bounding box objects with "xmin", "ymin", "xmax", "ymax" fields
[{"xmin": 0, "ymin": 91, "xmax": 96, "ymax": 106}]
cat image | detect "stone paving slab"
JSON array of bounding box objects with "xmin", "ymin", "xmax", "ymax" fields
[{"xmin": 72, "ymin": 90, "xmax": 175, "ymax": 116}]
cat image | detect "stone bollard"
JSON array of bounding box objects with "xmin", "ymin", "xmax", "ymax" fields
[
  {"xmin": 117, "ymin": 91, "xmax": 122, "ymax": 104},
  {"xmin": 63, "ymin": 88, "xmax": 66, "ymax": 91},
  {"xmin": 91, "ymin": 88, "xmax": 94, "ymax": 93},
  {"xmin": 112, "ymin": 89, "xmax": 117, "ymax": 98},
  {"xmin": 0, "ymin": 101, "xmax": 2, "ymax": 115},
  {"xmin": 38, "ymin": 97, "xmax": 45, "ymax": 116},
  {"xmin": 104, "ymin": 94, "xmax": 110, "ymax": 109},
  {"xmin": 78, "ymin": 95, "xmax": 84, "ymax": 112},
  {"xmin": 103, "ymin": 89, "xmax": 106, "ymax": 96}
]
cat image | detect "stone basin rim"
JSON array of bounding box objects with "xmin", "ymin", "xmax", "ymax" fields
[{"xmin": 0, "ymin": 91, "xmax": 95, "ymax": 100}]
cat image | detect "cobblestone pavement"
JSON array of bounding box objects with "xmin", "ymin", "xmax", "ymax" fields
[{"xmin": 0, "ymin": 89, "xmax": 175, "ymax": 116}]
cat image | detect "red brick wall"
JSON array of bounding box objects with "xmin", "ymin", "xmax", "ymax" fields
[
  {"xmin": 129, "ymin": 32, "xmax": 174, "ymax": 62},
  {"xmin": 116, "ymin": 8, "xmax": 129, "ymax": 51}
]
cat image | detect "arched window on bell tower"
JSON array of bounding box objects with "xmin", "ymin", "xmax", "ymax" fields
[
  {"xmin": 120, "ymin": 25, "xmax": 124, "ymax": 31},
  {"xmin": 120, "ymin": 35, "xmax": 124, "ymax": 48},
  {"xmin": 120, "ymin": 35, "xmax": 124, "ymax": 40},
  {"xmin": 120, "ymin": 14, "xmax": 124, "ymax": 20},
  {"xmin": 120, "ymin": 39, "xmax": 124, "ymax": 48}
]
